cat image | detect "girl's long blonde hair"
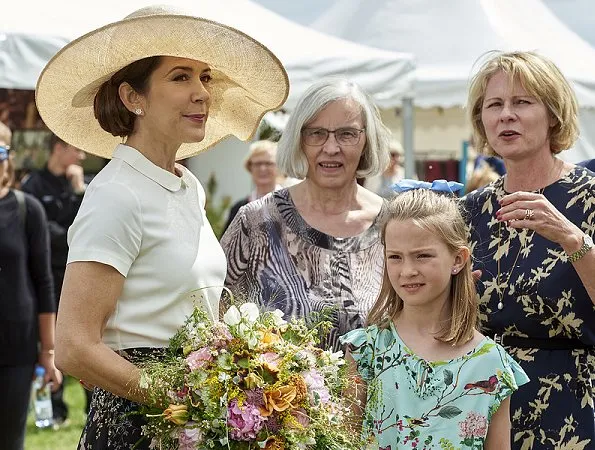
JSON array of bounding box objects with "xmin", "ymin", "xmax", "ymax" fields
[{"xmin": 367, "ymin": 189, "xmax": 478, "ymax": 346}]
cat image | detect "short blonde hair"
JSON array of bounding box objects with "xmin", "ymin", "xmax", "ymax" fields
[
  {"xmin": 277, "ymin": 79, "xmax": 391, "ymax": 179},
  {"xmin": 243, "ymin": 140, "xmax": 277, "ymax": 172},
  {"xmin": 468, "ymin": 51, "xmax": 579, "ymax": 155},
  {"xmin": 367, "ymin": 189, "xmax": 477, "ymax": 346}
]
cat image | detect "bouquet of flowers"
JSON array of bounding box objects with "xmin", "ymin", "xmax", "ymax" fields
[{"xmin": 138, "ymin": 301, "xmax": 361, "ymax": 449}]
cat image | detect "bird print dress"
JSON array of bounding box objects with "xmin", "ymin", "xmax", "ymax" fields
[{"xmin": 341, "ymin": 323, "xmax": 529, "ymax": 449}]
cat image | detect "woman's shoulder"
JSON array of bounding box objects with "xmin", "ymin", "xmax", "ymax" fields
[
  {"xmin": 340, "ymin": 324, "xmax": 394, "ymax": 350},
  {"xmin": 240, "ymin": 189, "xmax": 282, "ymax": 215},
  {"xmin": 565, "ymin": 164, "xmax": 595, "ymax": 192},
  {"xmin": 221, "ymin": 190, "xmax": 283, "ymax": 242},
  {"xmin": 359, "ymin": 184, "xmax": 385, "ymax": 213},
  {"xmin": 462, "ymin": 177, "xmax": 501, "ymax": 205}
]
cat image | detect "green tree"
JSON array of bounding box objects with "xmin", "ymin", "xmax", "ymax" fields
[{"xmin": 205, "ymin": 172, "xmax": 231, "ymax": 239}]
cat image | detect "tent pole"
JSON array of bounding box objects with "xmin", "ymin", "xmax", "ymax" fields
[{"xmin": 401, "ymin": 97, "xmax": 415, "ymax": 179}]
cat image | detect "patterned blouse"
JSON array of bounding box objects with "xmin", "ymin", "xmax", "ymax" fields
[
  {"xmin": 464, "ymin": 167, "xmax": 595, "ymax": 449},
  {"xmin": 220, "ymin": 188, "xmax": 386, "ymax": 351},
  {"xmin": 341, "ymin": 324, "xmax": 529, "ymax": 449}
]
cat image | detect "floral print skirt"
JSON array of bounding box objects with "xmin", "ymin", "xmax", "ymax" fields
[
  {"xmin": 78, "ymin": 387, "xmax": 149, "ymax": 450},
  {"xmin": 78, "ymin": 348, "xmax": 164, "ymax": 450}
]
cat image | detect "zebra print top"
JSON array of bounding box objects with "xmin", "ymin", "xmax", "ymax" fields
[{"xmin": 220, "ymin": 188, "xmax": 386, "ymax": 351}]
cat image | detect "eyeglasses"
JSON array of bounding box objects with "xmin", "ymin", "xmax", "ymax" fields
[
  {"xmin": 0, "ymin": 145, "xmax": 10, "ymax": 162},
  {"xmin": 301, "ymin": 127, "xmax": 365, "ymax": 146},
  {"xmin": 250, "ymin": 161, "xmax": 276, "ymax": 169}
]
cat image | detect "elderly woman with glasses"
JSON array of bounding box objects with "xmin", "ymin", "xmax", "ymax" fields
[
  {"xmin": 221, "ymin": 79, "xmax": 391, "ymax": 350},
  {"xmin": 222, "ymin": 140, "xmax": 282, "ymax": 234}
]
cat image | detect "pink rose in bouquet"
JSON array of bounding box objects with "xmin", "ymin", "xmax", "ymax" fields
[
  {"xmin": 185, "ymin": 347, "xmax": 212, "ymax": 370},
  {"xmin": 302, "ymin": 368, "xmax": 330, "ymax": 403},
  {"xmin": 227, "ymin": 398, "xmax": 267, "ymax": 441},
  {"xmin": 178, "ymin": 424, "xmax": 203, "ymax": 450}
]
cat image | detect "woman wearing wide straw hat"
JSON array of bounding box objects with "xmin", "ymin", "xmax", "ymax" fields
[{"xmin": 36, "ymin": 5, "xmax": 288, "ymax": 449}]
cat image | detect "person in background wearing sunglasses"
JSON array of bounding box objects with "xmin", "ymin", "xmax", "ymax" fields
[
  {"xmin": 0, "ymin": 121, "xmax": 61, "ymax": 450},
  {"xmin": 21, "ymin": 133, "xmax": 88, "ymax": 424},
  {"xmin": 221, "ymin": 79, "xmax": 391, "ymax": 352}
]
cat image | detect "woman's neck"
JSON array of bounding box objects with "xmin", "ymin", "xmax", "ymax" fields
[
  {"xmin": 294, "ymin": 179, "xmax": 360, "ymax": 216},
  {"xmin": 125, "ymin": 132, "xmax": 179, "ymax": 174},
  {"xmin": 0, "ymin": 186, "xmax": 8, "ymax": 199},
  {"xmin": 503, "ymin": 153, "xmax": 563, "ymax": 192}
]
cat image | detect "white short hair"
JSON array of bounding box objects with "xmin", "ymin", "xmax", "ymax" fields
[
  {"xmin": 243, "ymin": 140, "xmax": 277, "ymax": 172},
  {"xmin": 277, "ymin": 79, "xmax": 391, "ymax": 179}
]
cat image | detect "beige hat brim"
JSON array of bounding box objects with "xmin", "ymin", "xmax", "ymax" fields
[{"xmin": 35, "ymin": 11, "xmax": 289, "ymax": 160}]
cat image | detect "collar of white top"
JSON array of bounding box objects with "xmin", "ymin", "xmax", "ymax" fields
[{"xmin": 112, "ymin": 144, "xmax": 186, "ymax": 192}]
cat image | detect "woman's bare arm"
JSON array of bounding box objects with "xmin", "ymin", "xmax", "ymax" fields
[{"xmin": 55, "ymin": 261, "xmax": 148, "ymax": 404}]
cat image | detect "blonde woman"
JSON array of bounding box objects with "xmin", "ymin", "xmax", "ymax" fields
[
  {"xmin": 223, "ymin": 140, "xmax": 282, "ymax": 233},
  {"xmin": 464, "ymin": 51, "xmax": 595, "ymax": 449}
]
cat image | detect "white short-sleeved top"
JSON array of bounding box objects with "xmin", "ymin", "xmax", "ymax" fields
[{"xmin": 67, "ymin": 144, "xmax": 227, "ymax": 350}]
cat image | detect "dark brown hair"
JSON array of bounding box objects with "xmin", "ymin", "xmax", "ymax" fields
[{"xmin": 94, "ymin": 56, "xmax": 162, "ymax": 137}]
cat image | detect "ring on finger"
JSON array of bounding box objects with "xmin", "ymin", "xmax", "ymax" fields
[{"xmin": 524, "ymin": 209, "xmax": 535, "ymax": 220}]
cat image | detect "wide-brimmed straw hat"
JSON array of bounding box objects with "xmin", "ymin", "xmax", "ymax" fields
[{"xmin": 36, "ymin": 5, "xmax": 289, "ymax": 160}]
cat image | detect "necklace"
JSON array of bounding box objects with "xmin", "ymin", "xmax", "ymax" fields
[{"xmin": 494, "ymin": 187, "xmax": 543, "ymax": 310}]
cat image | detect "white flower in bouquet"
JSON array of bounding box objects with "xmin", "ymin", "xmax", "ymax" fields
[{"xmin": 271, "ymin": 308, "xmax": 288, "ymax": 327}]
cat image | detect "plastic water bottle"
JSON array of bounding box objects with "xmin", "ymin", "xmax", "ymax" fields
[{"xmin": 32, "ymin": 366, "xmax": 54, "ymax": 429}]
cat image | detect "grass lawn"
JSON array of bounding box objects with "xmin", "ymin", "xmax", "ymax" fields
[{"xmin": 25, "ymin": 377, "xmax": 86, "ymax": 450}]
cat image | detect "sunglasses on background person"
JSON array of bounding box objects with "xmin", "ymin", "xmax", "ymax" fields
[{"xmin": 0, "ymin": 145, "xmax": 10, "ymax": 162}]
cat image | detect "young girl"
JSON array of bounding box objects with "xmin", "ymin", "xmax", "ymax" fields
[{"xmin": 341, "ymin": 187, "xmax": 529, "ymax": 450}]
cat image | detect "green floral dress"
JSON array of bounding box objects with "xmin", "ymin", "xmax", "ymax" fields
[{"xmin": 341, "ymin": 323, "xmax": 529, "ymax": 449}]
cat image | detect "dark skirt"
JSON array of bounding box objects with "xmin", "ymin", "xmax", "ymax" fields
[
  {"xmin": 78, "ymin": 387, "xmax": 149, "ymax": 450},
  {"xmin": 78, "ymin": 348, "xmax": 165, "ymax": 450}
]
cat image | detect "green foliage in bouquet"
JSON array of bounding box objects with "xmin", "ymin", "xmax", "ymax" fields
[{"xmin": 137, "ymin": 299, "xmax": 362, "ymax": 450}]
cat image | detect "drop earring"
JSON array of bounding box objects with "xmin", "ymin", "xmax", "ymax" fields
[{"xmin": 134, "ymin": 108, "xmax": 143, "ymax": 116}]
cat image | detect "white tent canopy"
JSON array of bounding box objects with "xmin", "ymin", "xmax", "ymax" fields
[
  {"xmin": 0, "ymin": 0, "xmax": 415, "ymax": 110},
  {"xmin": 313, "ymin": 0, "xmax": 595, "ymax": 160}
]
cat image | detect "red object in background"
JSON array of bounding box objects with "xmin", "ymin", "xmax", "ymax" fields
[{"xmin": 422, "ymin": 160, "xmax": 459, "ymax": 182}]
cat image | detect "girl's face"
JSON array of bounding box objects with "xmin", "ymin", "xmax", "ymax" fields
[
  {"xmin": 135, "ymin": 56, "xmax": 213, "ymax": 147},
  {"xmin": 384, "ymin": 218, "xmax": 468, "ymax": 312}
]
